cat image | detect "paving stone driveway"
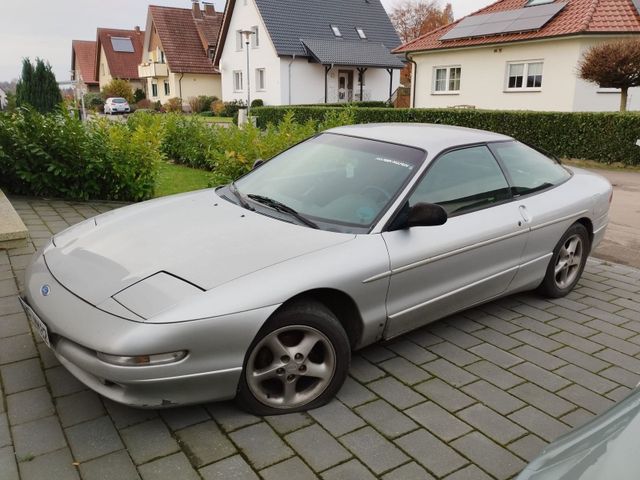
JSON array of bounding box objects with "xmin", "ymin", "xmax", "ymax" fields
[{"xmin": 2, "ymin": 197, "xmax": 640, "ymax": 480}]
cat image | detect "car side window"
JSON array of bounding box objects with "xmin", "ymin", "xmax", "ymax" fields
[
  {"xmin": 490, "ymin": 141, "xmax": 571, "ymax": 196},
  {"xmin": 409, "ymin": 146, "xmax": 511, "ymax": 216}
]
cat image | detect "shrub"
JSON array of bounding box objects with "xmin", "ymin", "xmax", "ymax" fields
[
  {"xmin": 134, "ymin": 88, "xmax": 146, "ymax": 103},
  {"xmin": 0, "ymin": 108, "xmax": 161, "ymax": 201},
  {"xmin": 220, "ymin": 100, "xmax": 245, "ymax": 118},
  {"xmin": 211, "ymin": 100, "xmax": 225, "ymax": 115},
  {"xmin": 102, "ymin": 79, "xmax": 134, "ymax": 103},
  {"xmin": 164, "ymin": 97, "xmax": 183, "ymax": 113},
  {"xmin": 253, "ymin": 106, "xmax": 640, "ymax": 165},
  {"xmin": 136, "ymin": 98, "xmax": 152, "ymax": 110},
  {"xmin": 251, "ymin": 99, "xmax": 264, "ymax": 108},
  {"xmin": 84, "ymin": 93, "xmax": 104, "ymax": 112}
]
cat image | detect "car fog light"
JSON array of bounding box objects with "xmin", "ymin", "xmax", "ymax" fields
[{"xmin": 97, "ymin": 351, "xmax": 187, "ymax": 366}]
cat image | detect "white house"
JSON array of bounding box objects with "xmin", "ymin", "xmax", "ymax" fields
[
  {"xmin": 0, "ymin": 87, "xmax": 6, "ymax": 110},
  {"xmin": 396, "ymin": 0, "xmax": 640, "ymax": 112},
  {"xmin": 214, "ymin": 0, "xmax": 404, "ymax": 105}
]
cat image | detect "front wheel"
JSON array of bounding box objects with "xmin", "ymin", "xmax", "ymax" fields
[
  {"xmin": 537, "ymin": 223, "xmax": 590, "ymax": 298},
  {"xmin": 236, "ymin": 301, "xmax": 350, "ymax": 415}
]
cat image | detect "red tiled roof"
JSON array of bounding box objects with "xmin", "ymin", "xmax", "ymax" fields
[
  {"xmin": 395, "ymin": 0, "xmax": 640, "ymax": 53},
  {"xmin": 71, "ymin": 40, "xmax": 98, "ymax": 85},
  {"xmin": 96, "ymin": 28, "xmax": 144, "ymax": 80},
  {"xmin": 149, "ymin": 5, "xmax": 223, "ymax": 74}
]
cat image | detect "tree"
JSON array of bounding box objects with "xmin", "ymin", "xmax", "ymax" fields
[
  {"xmin": 15, "ymin": 58, "xmax": 62, "ymax": 113},
  {"xmin": 578, "ymin": 39, "xmax": 640, "ymax": 112},
  {"xmin": 101, "ymin": 79, "xmax": 134, "ymax": 103},
  {"xmin": 390, "ymin": 0, "xmax": 454, "ymax": 44}
]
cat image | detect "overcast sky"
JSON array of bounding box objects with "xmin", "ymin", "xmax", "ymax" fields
[{"xmin": 0, "ymin": 0, "xmax": 493, "ymax": 83}]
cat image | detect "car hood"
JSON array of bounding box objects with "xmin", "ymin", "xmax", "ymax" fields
[
  {"xmin": 45, "ymin": 189, "xmax": 354, "ymax": 307},
  {"xmin": 517, "ymin": 388, "xmax": 640, "ymax": 480}
]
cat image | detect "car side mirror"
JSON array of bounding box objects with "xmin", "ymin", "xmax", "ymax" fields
[
  {"xmin": 253, "ymin": 159, "xmax": 265, "ymax": 170},
  {"xmin": 406, "ymin": 203, "xmax": 448, "ymax": 228}
]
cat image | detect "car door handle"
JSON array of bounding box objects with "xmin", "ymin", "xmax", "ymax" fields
[{"xmin": 519, "ymin": 205, "xmax": 532, "ymax": 224}]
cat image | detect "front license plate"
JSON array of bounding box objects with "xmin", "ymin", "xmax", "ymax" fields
[{"xmin": 19, "ymin": 298, "xmax": 51, "ymax": 348}]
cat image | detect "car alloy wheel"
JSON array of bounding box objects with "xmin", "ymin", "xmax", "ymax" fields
[
  {"xmin": 538, "ymin": 222, "xmax": 590, "ymax": 298},
  {"xmin": 554, "ymin": 234, "xmax": 583, "ymax": 289},
  {"xmin": 246, "ymin": 325, "xmax": 336, "ymax": 409}
]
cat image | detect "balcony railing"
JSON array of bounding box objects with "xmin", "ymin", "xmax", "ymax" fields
[{"xmin": 138, "ymin": 62, "xmax": 168, "ymax": 78}]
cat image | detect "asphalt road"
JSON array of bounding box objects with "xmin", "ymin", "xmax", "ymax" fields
[{"xmin": 590, "ymin": 169, "xmax": 640, "ymax": 269}]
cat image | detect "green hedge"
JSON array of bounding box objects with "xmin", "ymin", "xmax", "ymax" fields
[
  {"xmin": 0, "ymin": 108, "xmax": 163, "ymax": 201},
  {"xmin": 253, "ymin": 107, "xmax": 640, "ymax": 165}
]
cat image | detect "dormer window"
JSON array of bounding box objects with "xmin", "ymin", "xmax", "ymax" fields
[
  {"xmin": 331, "ymin": 25, "xmax": 342, "ymax": 37},
  {"xmin": 525, "ymin": 0, "xmax": 554, "ymax": 5},
  {"xmin": 356, "ymin": 27, "xmax": 367, "ymax": 39}
]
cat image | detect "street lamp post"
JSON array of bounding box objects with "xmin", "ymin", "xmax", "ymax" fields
[{"xmin": 239, "ymin": 29, "xmax": 255, "ymax": 119}]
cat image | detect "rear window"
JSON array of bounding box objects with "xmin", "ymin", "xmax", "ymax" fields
[
  {"xmin": 112, "ymin": 98, "xmax": 127, "ymax": 104},
  {"xmin": 491, "ymin": 141, "xmax": 570, "ymax": 196}
]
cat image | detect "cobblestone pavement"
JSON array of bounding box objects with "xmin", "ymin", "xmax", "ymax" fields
[{"xmin": 2, "ymin": 197, "xmax": 640, "ymax": 480}]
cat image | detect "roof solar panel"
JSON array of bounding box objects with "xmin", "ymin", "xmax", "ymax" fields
[
  {"xmin": 111, "ymin": 37, "xmax": 134, "ymax": 53},
  {"xmin": 634, "ymin": 0, "xmax": 640, "ymax": 15},
  {"xmin": 440, "ymin": 2, "xmax": 566, "ymax": 41}
]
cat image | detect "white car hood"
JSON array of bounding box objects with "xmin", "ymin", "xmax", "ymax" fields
[{"xmin": 45, "ymin": 189, "xmax": 353, "ymax": 306}]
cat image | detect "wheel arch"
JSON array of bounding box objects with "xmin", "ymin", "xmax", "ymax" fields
[
  {"xmin": 276, "ymin": 288, "xmax": 364, "ymax": 349},
  {"xmin": 576, "ymin": 217, "xmax": 594, "ymax": 247}
]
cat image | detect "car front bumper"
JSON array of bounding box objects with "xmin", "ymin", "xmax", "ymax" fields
[{"xmin": 23, "ymin": 246, "xmax": 278, "ymax": 408}]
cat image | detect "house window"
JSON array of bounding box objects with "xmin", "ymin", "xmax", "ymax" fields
[
  {"xmin": 433, "ymin": 66, "xmax": 461, "ymax": 93},
  {"xmin": 151, "ymin": 82, "xmax": 158, "ymax": 97},
  {"xmin": 507, "ymin": 61, "xmax": 543, "ymax": 90},
  {"xmin": 164, "ymin": 80, "xmax": 170, "ymax": 96},
  {"xmin": 236, "ymin": 30, "xmax": 244, "ymax": 51},
  {"xmin": 525, "ymin": 0, "xmax": 554, "ymax": 6},
  {"xmin": 356, "ymin": 27, "xmax": 367, "ymax": 39},
  {"xmin": 234, "ymin": 71, "xmax": 243, "ymax": 91},
  {"xmin": 111, "ymin": 37, "xmax": 134, "ymax": 53},
  {"xmin": 160, "ymin": 50, "xmax": 165, "ymax": 64},
  {"xmin": 256, "ymin": 68, "xmax": 266, "ymax": 91},
  {"xmin": 251, "ymin": 26, "xmax": 260, "ymax": 47},
  {"xmin": 331, "ymin": 25, "xmax": 342, "ymax": 37}
]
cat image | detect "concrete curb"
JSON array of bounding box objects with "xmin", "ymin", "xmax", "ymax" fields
[{"xmin": 0, "ymin": 189, "xmax": 28, "ymax": 249}]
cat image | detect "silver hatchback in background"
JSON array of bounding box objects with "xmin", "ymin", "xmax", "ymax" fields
[
  {"xmin": 21, "ymin": 124, "xmax": 612, "ymax": 414},
  {"xmin": 104, "ymin": 97, "xmax": 130, "ymax": 115}
]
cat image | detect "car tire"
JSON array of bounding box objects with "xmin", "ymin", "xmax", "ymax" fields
[
  {"xmin": 236, "ymin": 300, "xmax": 350, "ymax": 415},
  {"xmin": 537, "ymin": 222, "xmax": 590, "ymax": 298}
]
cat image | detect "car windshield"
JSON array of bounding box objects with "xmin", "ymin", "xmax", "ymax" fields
[
  {"xmin": 232, "ymin": 133, "xmax": 425, "ymax": 232},
  {"xmin": 112, "ymin": 98, "xmax": 127, "ymax": 104}
]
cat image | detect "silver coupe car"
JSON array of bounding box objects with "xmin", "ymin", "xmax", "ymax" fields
[{"xmin": 21, "ymin": 124, "xmax": 612, "ymax": 414}]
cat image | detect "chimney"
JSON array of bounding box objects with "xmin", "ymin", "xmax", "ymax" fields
[
  {"xmin": 134, "ymin": 25, "xmax": 141, "ymax": 34},
  {"xmin": 203, "ymin": 2, "xmax": 215, "ymax": 15},
  {"xmin": 192, "ymin": 0, "xmax": 202, "ymax": 19}
]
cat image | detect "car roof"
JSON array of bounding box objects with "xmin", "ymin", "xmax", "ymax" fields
[{"xmin": 326, "ymin": 123, "xmax": 513, "ymax": 154}]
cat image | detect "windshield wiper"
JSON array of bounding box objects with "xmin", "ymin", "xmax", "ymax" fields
[
  {"xmin": 247, "ymin": 194, "xmax": 319, "ymax": 229},
  {"xmin": 229, "ymin": 182, "xmax": 254, "ymax": 211}
]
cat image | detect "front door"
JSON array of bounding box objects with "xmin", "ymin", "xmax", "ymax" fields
[
  {"xmin": 338, "ymin": 70, "xmax": 353, "ymax": 102},
  {"xmin": 382, "ymin": 145, "xmax": 529, "ymax": 339}
]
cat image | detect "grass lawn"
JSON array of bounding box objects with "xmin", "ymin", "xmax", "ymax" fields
[
  {"xmin": 154, "ymin": 161, "xmax": 212, "ymax": 198},
  {"xmin": 200, "ymin": 116, "xmax": 233, "ymax": 124}
]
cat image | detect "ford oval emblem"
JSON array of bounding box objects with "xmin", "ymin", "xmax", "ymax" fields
[{"xmin": 41, "ymin": 285, "xmax": 51, "ymax": 297}]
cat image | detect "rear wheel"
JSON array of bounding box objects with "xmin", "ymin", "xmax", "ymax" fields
[
  {"xmin": 538, "ymin": 223, "xmax": 590, "ymax": 298},
  {"xmin": 236, "ymin": 301, "xmax": 350, "ymax": 415}
]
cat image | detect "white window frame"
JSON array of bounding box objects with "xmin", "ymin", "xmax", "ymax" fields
[
  {"xmin": 151, "ymin": 82, "xmax": 158, "ymax": 98},
  {"xmin": 236, "ymin": 30, "xmax": 244, "ymax": 51},
  {"xmin": 233, "ymin": 70, "xmax": 244, "ymax": 92},
  {"xmin": 251, "ymin": 26, "xmax": 260, "ymax": 48},
  {"xmin": 505, "ymin": 60, "xmax": 544, "ymax": 92},
  {"xmin": 331, "ymin": 25, "xmax": 342, "ymax": 37},
  {"xmin": 256, "ymin": 68, "xmax": 266, "ymax": 91},
  {"xmin": 432, "ymin": 65, "xmax": 461, "ymax": 94}
]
